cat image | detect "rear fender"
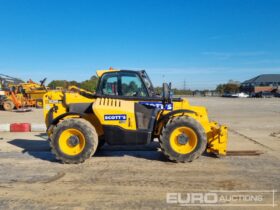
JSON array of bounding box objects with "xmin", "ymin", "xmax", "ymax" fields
[
  {"xmin": 46, "ymin": 111, "xmax": 104, "ymax": 139},
  {"xmin": 46, "ymin": 112, "xmax": 84, "ymax": 135}
]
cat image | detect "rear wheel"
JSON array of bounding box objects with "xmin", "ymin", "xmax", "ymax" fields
[
  {"xmin": 3, "ymin": 100, "xmax": 15, "ymax": 111},
  {"xmin": 159, "ymin": 116, "xmax": 207, "ymax": 162},
  {"xmin": 51, "ymin": 118, "xmax": 98, "ymax": 164}
]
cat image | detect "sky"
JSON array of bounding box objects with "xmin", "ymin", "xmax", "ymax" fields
[{"xmin": 0, "ymin": 0, "xmax": 279, "ymax": 90}]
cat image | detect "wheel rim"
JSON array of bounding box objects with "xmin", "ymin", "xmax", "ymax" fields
[
  {"xmin": 170, "ymin": 126, "xmax": 198, "ymax": 154},
  {"xmin": 4, "ymin": 102, "xmax": 12, "ymax": 110},
  {"xmin": 58, "ymin": 128, "xmax": 86, "ymax": 156}
]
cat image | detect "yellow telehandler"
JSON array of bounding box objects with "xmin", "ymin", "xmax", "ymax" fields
[{"xmin": 43, "ymin": 69, "xmax": 228, "ymax": 163}]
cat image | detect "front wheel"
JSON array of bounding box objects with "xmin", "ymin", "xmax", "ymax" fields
[
  {"xmin": 159, "ymin": 116, "xmax": 207, "ymax": 162},
  {"xmin": 51, "ymin": 118, "xmax": 98, "ymax": 164}
]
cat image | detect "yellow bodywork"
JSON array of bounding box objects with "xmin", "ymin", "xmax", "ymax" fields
[
  {"xmin": 68, "ymin": 85, "xmax": 94, "ymax": 95},
  {"xmin": 43, "ymin": 92, "xmax": 228, "ymax": 156},
  {"xmin": 96, "ymin": 69, "xmax": 119, "ymax": 77}
]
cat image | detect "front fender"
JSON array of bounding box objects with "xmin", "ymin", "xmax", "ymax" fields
[{"xmin": 46, "ymin": 112, "xmax": 85, "ymax": 134}]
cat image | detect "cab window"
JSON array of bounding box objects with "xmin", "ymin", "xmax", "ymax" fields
[
  {"xmin": 120, "ymin": 73, "xmax": 148, "ymax": 97},
  {"xmin": 101, "ymin": 73, "xmax": 118, "ymax": 95}
]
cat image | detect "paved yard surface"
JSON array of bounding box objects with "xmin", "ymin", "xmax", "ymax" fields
[
  {"xmin": 0, "ymin": 97, "xmax": 279, "ymax": 209},
  {"xmin": 0, "ymin": 108, "xmax": 43, "ymax": 124}
]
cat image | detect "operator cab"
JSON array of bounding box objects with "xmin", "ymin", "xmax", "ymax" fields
[
  {"xmin": 96, "ymin": 70, "xmax": 157, "ymax": 98},
  {"xmin": 96, "ymin": 70, "xmax": 173, "ymax": 104}
]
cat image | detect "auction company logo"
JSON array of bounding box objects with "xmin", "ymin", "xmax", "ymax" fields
[{"xmin": 166, "ymin": 190, "xmax": 277, "ymax": 207}]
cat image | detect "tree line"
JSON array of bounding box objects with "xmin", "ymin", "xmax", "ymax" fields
[
  {"xmin": 48, "ymin": 76, "xmax": 241, "ymax": 95},
  {"xmin": 48, "ymin": 75, "xmax": 99, "ymax": 92}
]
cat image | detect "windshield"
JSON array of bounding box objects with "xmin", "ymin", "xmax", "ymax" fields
[{"xmin": 140, "ymin": 70, "xmax": 155, "ymax": 96}]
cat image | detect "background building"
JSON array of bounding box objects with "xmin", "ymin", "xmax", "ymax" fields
[{"xmin": 241, "ymin": 74, "xmax": 280, "ymax": 93}]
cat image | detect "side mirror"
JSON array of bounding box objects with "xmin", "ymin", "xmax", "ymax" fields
[{"xmin": 162, "ymin": 82, "xmax": 172, "ymax": 103}]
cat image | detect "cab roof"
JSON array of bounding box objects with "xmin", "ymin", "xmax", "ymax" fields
[
  {"xmin": 96, "ymin": 69, "xmax": 145, "ymax": 77},
  {"xmin": 96, "ymin": 69, "xmax": 120, "ymax": 77}
]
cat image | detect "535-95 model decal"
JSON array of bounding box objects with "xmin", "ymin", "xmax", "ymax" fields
[
  {"xmin": 139, "ymin": 102, "xmax": 173, "ymax": 110},
  {"xmin": 104, "ymin": 114, "xmax": 127, "ymax": 121}
]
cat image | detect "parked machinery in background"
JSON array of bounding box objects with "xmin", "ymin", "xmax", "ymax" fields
[
  {"xmin": 0, "ymin": 74, "xmax": 22, "ymax": 111},
  {"xmin": 0, "ymin": 75, "xmax": 48, "ymax": 111}
]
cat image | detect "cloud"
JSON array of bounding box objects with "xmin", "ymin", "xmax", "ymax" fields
[
  {"xmin": 242, "ymin": 59, "xmax": 280, "ymax": 65},
  {"xmin": 147, "ymin": 66, "xmax": 279, "ymax": 75},
  {"xmin": 208, "ymin": 35, "xmax": 223, "ymax": 40},
  {"xmin": 148, "ymin": 67, "xmax": 226, "ymax": 74},
  {"xmin": 202, "ymin": 51, "xmax": 268, "ymax": 60}
]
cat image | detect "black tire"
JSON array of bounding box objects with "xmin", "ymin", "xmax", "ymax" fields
[
  {"xmin": 51, "ymin": 118, "xmax": 98, "ymax": 164},
  {"xmin": 3, "ymin": 100, "xmax": 15, "ymax": 111},
  {"xmin": 159, "ymin": 116, "xmax": 207, "ymax": 162}
]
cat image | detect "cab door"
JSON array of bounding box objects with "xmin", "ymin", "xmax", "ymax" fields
[{"xmin": 93, "ymin": 71, "xmax": 154, "ymax": 145}]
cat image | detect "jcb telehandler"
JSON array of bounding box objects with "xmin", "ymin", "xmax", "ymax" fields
[{"xmin": 43, "ymin": 69, "xmax": 228, "ymax": 164}]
